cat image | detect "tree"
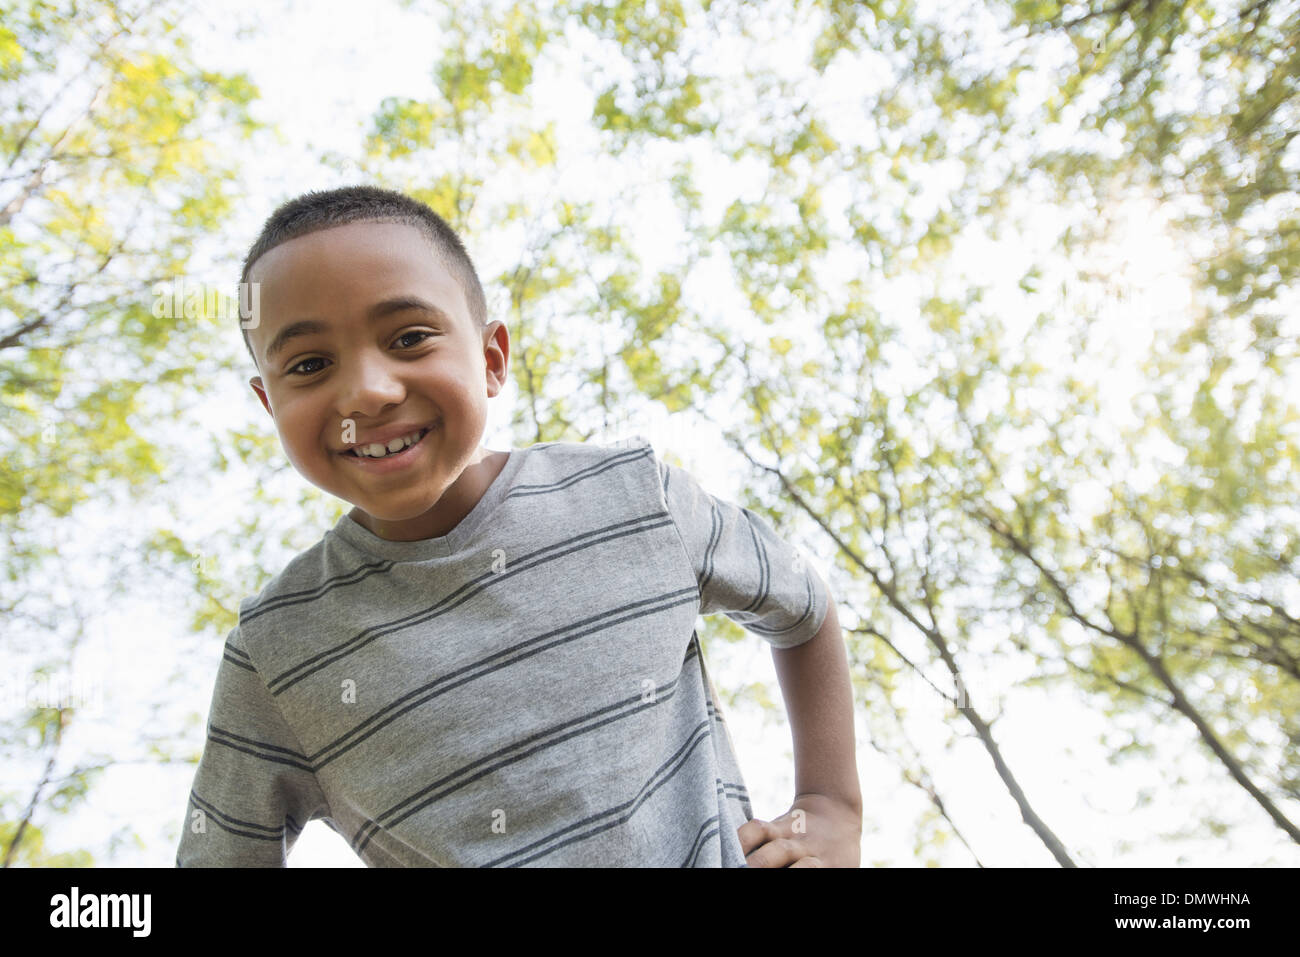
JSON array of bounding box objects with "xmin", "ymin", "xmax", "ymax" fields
[
  {"xmin": 11, "ymin": 0, "xmax": 1295, "ymax": 866},
  {"xmin": 1, "ymin": 0, "xmax": 261, "ymax": 865},
  {"xmin": 387, "ymin": 0, "xmax": 1297, "ymax": 862}
]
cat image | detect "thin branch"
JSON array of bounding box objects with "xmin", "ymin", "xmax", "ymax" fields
[
  {"xmin": 720, "ymin": 352, "xmax": 1077, "ymax": 866},
  {"xmin": 976, "ymin": 506, "xmax": 1300, "ymax": 844}
]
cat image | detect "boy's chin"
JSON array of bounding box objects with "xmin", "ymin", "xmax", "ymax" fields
[{"xmin": 349, "ymin": 494, "xmax": 444, "ymax": 524}]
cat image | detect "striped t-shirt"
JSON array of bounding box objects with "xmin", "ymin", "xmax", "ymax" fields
[{"xmin": 175, "ymin": 437, "xmax": 829, "ymax": 867}]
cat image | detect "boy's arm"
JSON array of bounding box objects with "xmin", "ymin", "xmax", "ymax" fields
[
  {"xmin": 176, "ymin": 626, "xmax": 331, "ymax": 867},
  {"xmin": 654, "ymin": 451, "xmax": 862, "ymax": 866},
  {"xmin": 739, "ymin": 591, "xmax": 864, "ymax": 867}
]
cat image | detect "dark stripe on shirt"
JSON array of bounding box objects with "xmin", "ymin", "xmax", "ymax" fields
[
  {"xmin": 189, "ymin": 791, "xmax": 283, "ymax": 841},
  {"xmin": 240, "ymin": 559, "xmax": 396, "ymax": 623},
  {"xmin": 683, "ymin": 812, "xmax": 722, "ymax": 867},
  {"xmin": 312, "ymin": 587, "xmax": 698, "ymax": 768},
  {"xmin": 744, "ymin": 573, "xmax": 816, "ymax": 638},
  {"xmin": 222, "ymin": 652, "xmax": 257, "ymax": 673},
  {"xmin": 267, "ymin": 513, "xmax": 675, "ymax": 695},
  {"xmin": 208, "ymin": 725, "xmax": 315, "ymax": 772},
  {"xmin": 486, "ymin": 719, "xmax": 714, "ymax": 867},
  {"xmin": 739, "ymin": 509, "xmax": 770, "ymax": 614},
  {"xmin": 353, "ymin": 648, "xmax": 700, "ymax": 854},
  {"xmin": 507, "ymin": 444, "xmax": 653, "ymax": 498},
  {"xmin": 700, "ymin": 500, "xmax": 724, "ymax": 597}
]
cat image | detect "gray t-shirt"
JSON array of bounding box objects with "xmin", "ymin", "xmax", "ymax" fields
[{"xmin": 175, "ymin": 437, "xmax": 829, "ymax": 867}]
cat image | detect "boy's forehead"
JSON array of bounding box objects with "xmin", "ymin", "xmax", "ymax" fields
[
  {"xmin": 248, "ymin": 221, "xmax": 468, "ymax": 349},
  {"xmin": 249, "ymin": 220, "xmax": 441, "ymax": 288}
]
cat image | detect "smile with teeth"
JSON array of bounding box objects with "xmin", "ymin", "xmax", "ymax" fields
[{"xmin": 346, "ymin": 427, "xmax": 431, "ymax": 458}]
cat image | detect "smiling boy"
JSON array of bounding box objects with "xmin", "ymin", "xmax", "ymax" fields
[{"xmin": 175, "ymin": 185, "xmax": 862, "ymax": 867}]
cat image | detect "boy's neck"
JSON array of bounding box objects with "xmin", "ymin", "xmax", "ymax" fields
[{"xmin": 347, "ymin": 446, "xmax": 510, "ymax": 542}]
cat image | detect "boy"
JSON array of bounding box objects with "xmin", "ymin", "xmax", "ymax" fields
[{"xmin": 175, "ymin": 185, "xmax": 861, "ymax": 867}]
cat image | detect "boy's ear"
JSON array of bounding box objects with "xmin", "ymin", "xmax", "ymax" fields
[
  {"xmin": 249, "ymin": 376, "xmax": 273, "ymax": 417},
  {"xmin": 483, "ymin": 320, "xmax": 509, "ymax": 397}
]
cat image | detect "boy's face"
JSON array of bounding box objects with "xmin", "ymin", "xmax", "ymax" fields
[{"xmin": 246, "ymin": 221, "xmax": 508, "ymax": 537}]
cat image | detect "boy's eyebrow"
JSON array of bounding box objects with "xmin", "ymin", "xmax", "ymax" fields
[{"xmin": 264, "ymin": 296, "xmax": 454, "ymax": 363}]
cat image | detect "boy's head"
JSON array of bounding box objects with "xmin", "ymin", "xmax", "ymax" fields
[
  {"xmin": 240, "ymin": 185, "xmax": 509, "ymax": 537},
  {"xmin": 238, "ymin": 185, "xmax": 488, "ymax": 364}
]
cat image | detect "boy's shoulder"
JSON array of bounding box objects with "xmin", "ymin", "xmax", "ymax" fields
[
  {"xmin": 500, "ymin": 435, "xmax": 668, "ymax": 516},
  {"xmin": 525, "ymin": 434, "xmax": 673, "ymax": 500},
  {"xmin": 232, "ymin": 519, "xmax": 367, "ymax": 635},
  {"xmin": 523, "ymin": 434, "xmax": 658, "ymax": 470}
]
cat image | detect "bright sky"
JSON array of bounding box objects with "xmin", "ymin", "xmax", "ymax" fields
[{"xmin": 9, "ymin": 0, "xmax": 1298, "ymax": 869}]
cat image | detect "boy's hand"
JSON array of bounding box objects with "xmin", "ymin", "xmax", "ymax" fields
[{"xmin": 737, "ymin": 792, "xmax": 862, "ymax": 868}]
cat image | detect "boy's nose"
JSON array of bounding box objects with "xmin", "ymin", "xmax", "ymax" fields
[{"xmin": 336, "ymin": 353, "xmax": 406, "ymax": 418}]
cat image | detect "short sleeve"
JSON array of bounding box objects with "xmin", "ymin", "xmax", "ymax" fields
[
  {"xmin": 655, "ymin": 454, "xmax": 830, "ymax": 650},
  {"xmin": 175, "ymin": 626, "xmax": 331, "ymax": 867}
]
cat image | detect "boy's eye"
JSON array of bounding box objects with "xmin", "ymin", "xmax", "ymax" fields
[
  {"xmin": 395, "ymin": 330, "xmax": 435, "ymax": 348},
  {"xmin": 286, "ymin": 332, "xmax": 435, "ymax": 376},
  {"xmin": 288, "ymin": 357, "xmax": 327, "ymax": 376}
]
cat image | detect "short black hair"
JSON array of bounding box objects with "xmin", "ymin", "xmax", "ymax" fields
[{"xmin": 237, "ymin": 185, "xmax": 488, "ymax": 366}]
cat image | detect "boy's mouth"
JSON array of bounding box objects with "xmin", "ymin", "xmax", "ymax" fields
[{"xmin": 343, "ymin": 426, "xmax": 434, "ymax": 459}]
